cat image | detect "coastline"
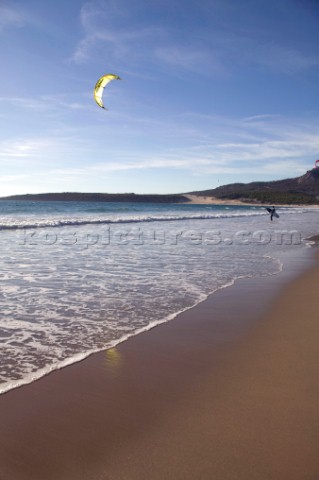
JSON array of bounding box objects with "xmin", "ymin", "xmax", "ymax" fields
[
  {"xmin": 183, "ymin": 193, "xmax": 319, "ymax": 207},
  {"xmin": 183, "ymin": 194, "xmax": 256, "ymax": 205},
  {"xmin": 0, "ymin": 245, "xmax": 319, "ymax": 479}
]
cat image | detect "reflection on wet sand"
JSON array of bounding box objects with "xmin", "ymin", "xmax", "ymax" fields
[{"xmin": 105, "ymin": 348, "xmax": 122, "ymax": 372}]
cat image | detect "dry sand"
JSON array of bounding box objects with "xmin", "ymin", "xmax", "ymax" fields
[
  {"xmin": 183, "ymin": 194, "xmax": 251, "ymax": 205},
  {"xmin": 183, "ymin": 194, "xmax": 319, "ymax": 208},
  {"xmin": 0, "ymin": 249, "xmax": 318, "ymax": 480}
]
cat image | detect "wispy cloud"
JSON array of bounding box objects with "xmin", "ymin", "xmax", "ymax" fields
[
  {"xmin": 102, "ymin": 114, "xmax": 319, "ymax": 175},
  {"xmin": 30, "ymin": 115, "xmax": 319, "ymax": 180},
  {"xmin": 70, "ymin": 0, "xmax": 223, "ymax": 76},
  {"xmin": 0, "ymin": 134, "xmax": 87, "ymax": 165},
  {"xmin": 71, "ymin": 1, "xmax": 162, "ymax": 65},
  {"xmin": 1, "ymin": 106, "xmax": 318, "ymax": 194},
  {"xmin": 76, "ymin": 11, "xmax": 317, "ymax": 81},
  {"xmin": 0, "ymin": 138, "xmax": 49, "ymax": 159},
  {"xmin": 154, "ymin": 46, "xmax": 224, "ymax": 75},
  {"xmin": 0, "ymin": 3, "xmax": 28, "ymax": 32},
  {"xmin": 248, "ymin": 43, "xmax": 319, "ymax": 73},
  {"xmin": 0, "ymin": 95, "xmax": 89, "ymax": 113},
  {"xmin": 69, "ymin": 0, "xmax": 319, "ymax": 79}
]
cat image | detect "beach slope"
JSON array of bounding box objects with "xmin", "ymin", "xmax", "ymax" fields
[{"xmin": 0, "ymin": 254, "xmax": 319, "ymax": 480}]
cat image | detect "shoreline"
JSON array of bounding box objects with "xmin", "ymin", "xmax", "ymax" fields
[
  {"xmin": 0, "ymin": 273, "xmax": 282, "ymax": 396},
  {"xmin": 0, "ymin": 245, "xmax": 318, "ymax": 479},
  {"xmin": 0, "ymin": 241, "xmax": 312, "ymax": 397}
]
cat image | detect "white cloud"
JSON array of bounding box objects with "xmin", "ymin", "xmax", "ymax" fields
[
  {"xmin": 36, "ymin": 119, "xmax": 319, "ymax": 179},
  {"xmin": 0, "ymin": 138, "xmax": 49, "ymax": 159},
  {"xmin": 1, "ymin": 110, "xmax": 318, "ymax": 195},
  {"xmin": 0, "ymin": 134, "xmax": 86, "ymax": 165}
]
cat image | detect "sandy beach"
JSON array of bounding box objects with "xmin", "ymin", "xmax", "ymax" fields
[
  {"xmin": 183, "ymin": 194, "xmax": 256, "ymax": 205},
  {"xmin": 183, "ymin": 194, "xmax": 319, "ymax": 207},
  {"xmin": 0, "ymin": 247, "xmax": 319, "ymax": 480}
]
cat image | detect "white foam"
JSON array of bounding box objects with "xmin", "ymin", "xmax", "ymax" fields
[
  {"xmin": 0, "ymin": 207, "xmax": 314, "ymax": 230},
  {"xmin": 0, "ymin": 204, "xmax": 318, "ymax": 395},
  {"xmin": 0, "ymin": 275, "xmax": 257, "ymax": 395}
]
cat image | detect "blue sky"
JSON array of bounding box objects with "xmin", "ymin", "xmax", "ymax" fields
[{"xmin": 1, "ymin": 0, "xmax": 319, "ymax": 195}]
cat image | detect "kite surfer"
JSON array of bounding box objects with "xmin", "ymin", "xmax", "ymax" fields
[{"xmin": 266, "ymin": 206, "xmax": 279, "ymax": 221}]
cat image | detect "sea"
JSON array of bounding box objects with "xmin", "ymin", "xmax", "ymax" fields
[{"xmin": 0, "ymin": 200, "xmax": 318, "ymax": 394}]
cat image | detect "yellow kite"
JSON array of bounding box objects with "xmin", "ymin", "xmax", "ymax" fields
[{"xmin": 93, "ymin": 74, "xmax": 121, "ymax": 109}]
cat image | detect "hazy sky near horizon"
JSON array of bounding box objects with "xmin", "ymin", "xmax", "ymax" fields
[{"xmin": 1, "ymin": 0, "xmax": 319, "ymax": 195}]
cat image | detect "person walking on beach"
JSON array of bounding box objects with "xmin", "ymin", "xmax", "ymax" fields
[{"xmin": 266, "ymin": 206, "xmax": 278, "ymax": 221}]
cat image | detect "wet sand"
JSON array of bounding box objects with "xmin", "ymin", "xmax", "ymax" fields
[{"xmin": 0, "ymin": 248, "xmax": 318, "ymax": 480}]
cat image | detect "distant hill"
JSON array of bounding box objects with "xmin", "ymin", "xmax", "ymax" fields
[
  {"xmin": 0, "ymin": 192, "xmax": 188, "ymax": 203},
  {"xmin": 2, "ymin": 169, "xmax": 319, "ymax": 205},
  {"xmin": 189, "ymin": 168, "xmax": 319, "ymax": 205}
]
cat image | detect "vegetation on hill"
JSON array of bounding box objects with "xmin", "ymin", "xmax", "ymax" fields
[
  {"xmin": 215, "ymin": 191, "xmax": 317, "ymax": 205},
  {"xmin": 189, "ymin": 168, "xmax": 319, "ymax": 204},
  {"xmin": 2, "ymin": 169, "xmax": 319, "ymax": 205},
  {"xmin": 0, "ymin": 192, "xmax": 188, "ymax": 203}
]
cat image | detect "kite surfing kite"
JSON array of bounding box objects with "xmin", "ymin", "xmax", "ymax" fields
[
  {"xmin": 93, "ymin": 73, "xmax": 121, "ymax": 109},
  {"xmin": 315, "ymin": 159, "xmax": 319, "ymax": 169}
]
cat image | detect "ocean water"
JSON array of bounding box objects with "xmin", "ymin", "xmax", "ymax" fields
[{"xmin": 0, "ymin": 200, "xmax": 318, "ymax": 394}]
